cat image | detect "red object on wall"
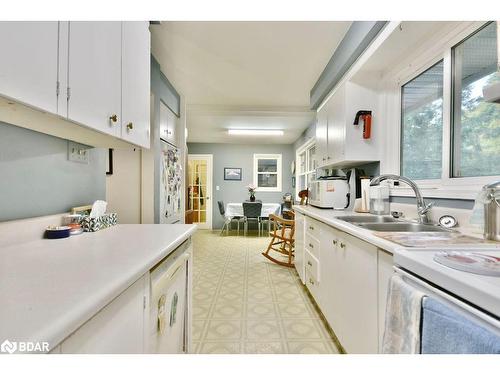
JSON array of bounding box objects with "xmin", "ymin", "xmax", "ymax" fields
[
  {"xmin": 353, "ymin": 110, "xmax": 372, "ymax": 140},
  {"xmin": 362, "ymin": 114, "xmax": 372, "ymax": 139}
]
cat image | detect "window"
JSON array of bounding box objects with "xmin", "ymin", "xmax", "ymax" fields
[
  {"xmin": 452, "ymin": 22, "xmax": 500, "ymax": 178},
  {"xmin": 401, "ymin": 61, "xmax": 444, "ymax": 180},
  {"xmin": 398, "ymin": 21, "xmax": 500, "ymax": 194},
  {"xmin": 295, "ymin": 140, "xmax": 316, "ymax": 199},
  {"xmin": 253, "ymin": 154, "xmax": 282, "ymax": 192}
]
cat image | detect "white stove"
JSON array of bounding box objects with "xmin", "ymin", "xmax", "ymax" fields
[{"xmin": 394, "ymin": 248, "xmax": 500, "ymax": 318}]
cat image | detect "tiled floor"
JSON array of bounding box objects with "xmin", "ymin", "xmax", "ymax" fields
[{"xmin": 191, "ymin": 229, "xmax": 339, "ymax": 354}]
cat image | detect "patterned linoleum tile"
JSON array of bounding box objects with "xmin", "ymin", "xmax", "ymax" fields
[
  {"xmin": 205, "ymin": 320, "xmax": 243, "ymax": 340},
  {"xmin": 192, "ymin": 320, "xmax": 207, "ymax": 341},
  {"xmin": 282, "ymin": 319, "xmax": 324, "ymax": 340},
  {"xmin": 245, "ymin": 319, "xmax": 282, "ymax": 340},
  {"xmin": 198, "ymin": 341, "xmax": 242, "ymax": 354},
  {"xmin": 192, "ymin": 230, "xmax": 338, "ymax": 354},
  {"xmin": 211, "ymin": 302, "xmax": 245, "ymax": 319},
  {"xmin": 243, "ymin": 341, "xmax": 286, "ymax": 354},
  {"xmin": 193, "ymin": 303, "xmax": 212, "ymax": 320},
  {"xmin": 277, "ymin": 303, "xmax": 314, "ymax": 318},
  {"xmin": 246, "ymin": 303, "xmax": 278, "ymax": 319}
]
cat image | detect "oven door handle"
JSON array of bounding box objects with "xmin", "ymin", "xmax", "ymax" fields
[{"xmin": 394, "ymin": 266, "xmax": 500, "ymax": 331}]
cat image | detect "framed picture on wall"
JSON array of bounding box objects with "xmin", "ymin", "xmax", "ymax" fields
[{"xmin": 224, "ymin": 168, "xmax": 242, "ymax": 181}]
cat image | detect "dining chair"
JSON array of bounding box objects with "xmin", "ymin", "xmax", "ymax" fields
[
  {"xmin": 261, "ymin": 211, "xmax": 295, "ymax": 268},
  {"xmin": 217, "ymin": 201, "xmax": 242, "ymax": 236},
  {"xmin": 242, "ymin": 201, "xmax": 263, "ymax": 236}
]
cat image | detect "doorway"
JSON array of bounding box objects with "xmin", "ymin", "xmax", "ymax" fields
[{"xmin": 187, "ymin": 154, "xmax": 213, "ymax": 229}]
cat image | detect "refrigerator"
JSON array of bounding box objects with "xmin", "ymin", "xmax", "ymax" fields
[{"xmin": 160, "ymin": 140, "xmax": 183, "ymax": 224}]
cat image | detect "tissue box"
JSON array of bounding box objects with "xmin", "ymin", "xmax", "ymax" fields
[{"xmin": 79, "ymin": 213, "xmax": 118, "ymax": 232}]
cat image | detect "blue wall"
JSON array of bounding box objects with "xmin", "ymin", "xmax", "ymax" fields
[
  {"xmin": 187, "ymin": 142, "xmax": 295, "ymax": 229},
  {"xmin": 0, "ymin": 122, "xmax": 106, "ymax": 221}
]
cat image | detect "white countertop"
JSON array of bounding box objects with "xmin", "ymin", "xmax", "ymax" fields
[
  {"xmin": 293, "ymin": 205, "xmax": 499, "ymax": 254},
  {"xmin": 293, "ymin": 205, "xmax": 405, "ymax": 254},
  {"xmin": 0, "ymin": 224, "xmax": 197, "ymax": 350},
  {"xmin": 394, "ymin": 249, "xmax": 500, "ymax": 317}
]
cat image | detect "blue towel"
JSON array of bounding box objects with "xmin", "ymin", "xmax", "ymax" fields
[{"xmin": 421, "ymin": 297, "xmax": 500, "ymax": 354}]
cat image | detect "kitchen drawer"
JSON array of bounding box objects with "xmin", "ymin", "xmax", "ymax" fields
[
  {"xmin": 305, "ymin": 249, "xmax": 320, "ymax": 282},
  {"xmin": 305, "ymin": 217, "xmax": 322, "ymax": 239},
  {"xmin": 305, "ymin": 269, "xmax": 320, "ymax": 302},
  {"xmin": 305, "ymin": 233, "xmax": 320, "ymax": 259}
]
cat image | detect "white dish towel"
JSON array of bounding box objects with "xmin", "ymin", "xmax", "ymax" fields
[{"xmin": 382, "ymin": 274, "xmax": 426, "ymax": 354}]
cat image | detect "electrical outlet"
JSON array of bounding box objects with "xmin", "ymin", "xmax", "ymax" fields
[{"xmin": 68, "ymin": 141, "xmax": 90, "ymax": 164}]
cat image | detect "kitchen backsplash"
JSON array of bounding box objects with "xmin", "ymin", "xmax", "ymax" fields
[{"xmin": 0, "ymin": 122, "xmax": 106, "ymax": 221}]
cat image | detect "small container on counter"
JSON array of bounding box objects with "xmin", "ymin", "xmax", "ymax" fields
[
  {"xmin": 369, "ymin": 185, "xmax": 390, "ymax": 215},
  {"xmin": 45, "ymin": 226, "xmax": 71, "ymax": 239}
]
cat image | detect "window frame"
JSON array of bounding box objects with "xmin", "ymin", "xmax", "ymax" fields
[
  {"xmin": 389, "ymin": 21, "xmax": 500, "ymax": 200},
  {"xmin": 295, "ymin": 138, "xmax": 316, "ymax": 200},
  {"xmin": 400, "ymin": 59, "xmax": 446, "ymax": 182},
  {"xmin": 253, "ymin": 153, "xmax": 282, "ymax": 192}
]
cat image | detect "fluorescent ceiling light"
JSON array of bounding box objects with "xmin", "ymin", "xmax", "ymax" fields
[{"xmin": 228, "ymin": 129, "xmax": 284, "ymax": 136}]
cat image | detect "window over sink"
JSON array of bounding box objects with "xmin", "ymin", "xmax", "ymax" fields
[{"xmin": 397, "ymin": 21, "xmax": 500, "ymax": 196}]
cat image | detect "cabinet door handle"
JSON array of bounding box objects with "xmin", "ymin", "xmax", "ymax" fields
[
  {"xmin": 308, "ymin": 243, "xmax": 314, "ymax": 248},
  {"xmin": 126, "ymin": 122, "xmax": 134, "ymax": 131},
  {"xmin": 309, "ymin": 278, "xmax": 315, "ymax": 285},
  {"xmin": 332, "ymin": 239, "xmax": 338, "ymax": 245},
  {"xmin": 340, "ymin": 242, "xmax": 346, "ymax": 249},
  {"xmin": 109, "ymin": 114, "xmax": 118, "ymax": 123},
  {"xmin": 327, "ymin": 156, "xmax": 331, "ymax": 160},
  {"xmin": 307, "ymin": 261, "xmax": 313, "ymax": 266},
  {"xmin": 309, "ymin": 226, "xmax": 314, "ymax": 230}
]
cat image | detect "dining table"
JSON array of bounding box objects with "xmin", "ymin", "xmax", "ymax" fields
[{"xmin": 224, "ymin": 202, "xmax": 281, "ymax": 219}]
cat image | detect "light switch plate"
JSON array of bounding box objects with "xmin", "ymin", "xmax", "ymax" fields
[{"xmin": 68, "ymin": 141, "xmax": 90, "ymax": 164}]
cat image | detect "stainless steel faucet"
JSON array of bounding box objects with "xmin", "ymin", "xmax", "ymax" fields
[{"xmin": 370, "ymin": 174, "xmax": 433, "ymax": 224}]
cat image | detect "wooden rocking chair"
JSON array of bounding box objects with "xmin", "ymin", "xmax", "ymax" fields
[{"xmin": 261, "ymin": 211, "xmax": 295, "ymax": 268}]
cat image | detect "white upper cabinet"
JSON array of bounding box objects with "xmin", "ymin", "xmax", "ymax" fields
[
  {"xmin": 0, "ymin": 22, "xmax": 59, "ymax": 114},
  {"xmin": 121, "ymin": 22, "xmax": 151, "ymax": 148},
  {"xmin": 315, "ymin": 105, "xmax": 328, "ymax": 167},
  {"xmin": 316, "ymin": 81, "xmax": 380, "ymax": 168},
  {"xmin": 66, "ymin": 21, "xmax": 122, "ymax": 137},
  {"xmin": 159, "ymin": 101, "xmax": 178, "ymax": 147}
]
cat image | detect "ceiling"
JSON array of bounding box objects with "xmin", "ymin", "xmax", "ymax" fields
[{"xmin": 151, "ymin": 21, "xmax": 351, "ymax": 144}]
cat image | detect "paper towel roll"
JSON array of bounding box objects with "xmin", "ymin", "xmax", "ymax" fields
[{"xmin": 361, "ymin": 179, "xmax": 371, "ymax": 212}]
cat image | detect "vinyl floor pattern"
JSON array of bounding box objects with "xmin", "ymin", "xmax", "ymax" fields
[{"xmin": 191, "ymin": 229, "xmax": 339, "ymax": 354}]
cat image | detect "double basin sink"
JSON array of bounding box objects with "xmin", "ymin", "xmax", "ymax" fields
[{"xmin": 338, "ymin": 215, "xmax": 450, "ymax": 233}]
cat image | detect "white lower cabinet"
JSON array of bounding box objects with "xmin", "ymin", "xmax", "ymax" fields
[
  {"xmin": 298, "ymin": 216, "xmax": 380, "ymax": 353},
  {"xmin": 377, "ymin": 249, "xmax": 394, "ymax": 350},
  {"xmin": 60, "ymin": 275, "xmax": 148, "ymax": 354},
  {"xmin": 294, "ymin": 212, "xmax": 305, "ymax": 284}
]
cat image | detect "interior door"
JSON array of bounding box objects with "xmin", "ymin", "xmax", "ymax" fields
[{"xmin": 187, "ymin": 154, "xmax": 213, "ymax": 229}]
